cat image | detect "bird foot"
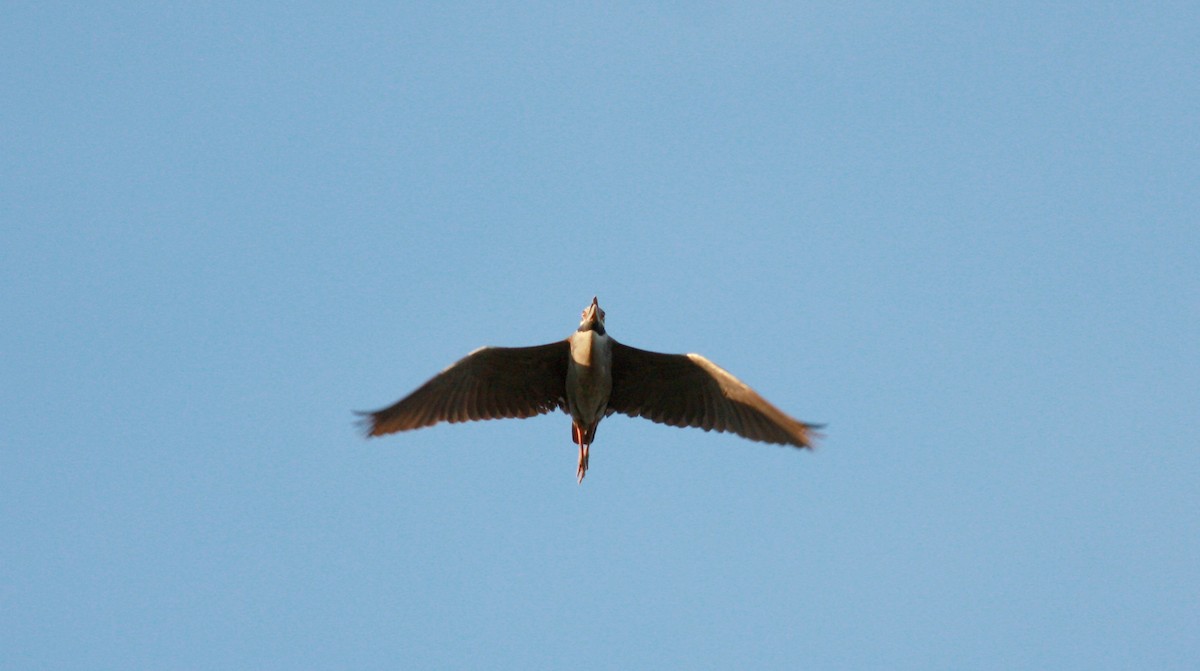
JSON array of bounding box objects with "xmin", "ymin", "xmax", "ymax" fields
[{"xmin": 576, "ymin": 443, "xmax": 590, "ymax": 483}]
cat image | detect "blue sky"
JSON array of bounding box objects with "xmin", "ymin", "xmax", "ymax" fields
[{"xmin": 3, "ymin": 3, "xmax": 1197, "ymax": 669}]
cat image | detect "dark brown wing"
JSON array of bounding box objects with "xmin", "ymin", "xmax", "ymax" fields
[
  {"xmin": 607, "ymin": 341, "xmax": 819, "ymax": 448},
  {"xmin": 359, "ymin": 341, "xmax": 569, "ymax": 436}
]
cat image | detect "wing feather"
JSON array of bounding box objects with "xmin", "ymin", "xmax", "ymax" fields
[
  {"xmin": 359, "ymin": 341, "xmax": 569, "ymax": 436},
  {"xmin": 608, "ymin": 341, "xmax": 820, "ymax": 448}
]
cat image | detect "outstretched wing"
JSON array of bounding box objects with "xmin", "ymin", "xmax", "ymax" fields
[
  {"xmin": 607, "ymin": 341, "xmax": 820, "ymax": 447},
  {"xmin": 359, "ymin": 341, "xmax": 569, "ymax": 436}
]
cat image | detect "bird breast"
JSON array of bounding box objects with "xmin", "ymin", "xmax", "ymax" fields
[{"xmin": 566, "ymin": 331, "xmax": 612, "ymax": 424}]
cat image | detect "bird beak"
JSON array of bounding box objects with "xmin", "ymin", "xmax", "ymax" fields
[{"xmin": 581, "ymin": 297, "xmax": 597, "ymax": 320}]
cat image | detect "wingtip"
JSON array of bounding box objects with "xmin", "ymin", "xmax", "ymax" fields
[
  {"xmin": 353, "ymin": 410, "xmax": 381, "ymax": 438},
  {"xmin": 801, "ymin": 422, "xmax": 827, "ymax": 448}
]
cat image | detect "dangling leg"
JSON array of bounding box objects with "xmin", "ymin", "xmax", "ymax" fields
[
  {"xmin": 577, "ymin": 443, "xmax": 590, "ymax": 483},
  {"xmin": 572, "ymin": 423, "xmax": 586, "ymax": 483},
  {"xmin": 572, "ymin": 422, "xmax": 597, "ymax": 483}
]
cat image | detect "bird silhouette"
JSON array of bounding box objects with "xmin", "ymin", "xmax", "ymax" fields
[{"xmin": 359, "ymin": 297, "xmax": 821, "ymax": 482}]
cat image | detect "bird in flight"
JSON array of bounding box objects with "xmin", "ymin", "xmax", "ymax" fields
[{"xmin": 359, "ymin": 297, "xmax": 820, "ymax": 482}]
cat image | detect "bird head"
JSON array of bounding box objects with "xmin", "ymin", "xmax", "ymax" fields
[{"xmin": 578, "ymin": 296, "xmax": 606, "ymax": 333}]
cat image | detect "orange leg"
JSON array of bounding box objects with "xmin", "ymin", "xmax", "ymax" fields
[
  {"xmin": 577, "ymin": 443, "xmax": 589, "ymax": 483},
  {"xmin": 572, "ymin": 424, "xmax": 590, "ymax": 483}
]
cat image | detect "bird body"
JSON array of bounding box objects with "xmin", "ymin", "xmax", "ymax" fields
[
  {"xmin": 564, "ymin": 300, "xmax": 612, "ymax": 478},
  {"xmin": 566, "ymin": 323, "xmax": 611, "ymax": 432},
  {"xmin": 360, "ymin": 297, "xmax": 819, "ymax": 482}
]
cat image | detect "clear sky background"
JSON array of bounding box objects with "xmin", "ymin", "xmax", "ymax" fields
[{"xmin": 3, "ymin": 3, "xmax": 1197, "ymax": 669}]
